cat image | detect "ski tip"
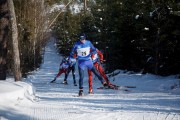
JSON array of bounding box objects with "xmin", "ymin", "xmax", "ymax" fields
[{"xmin": 125, "ymin": 86, "xmax": 136, "ymax": 88}]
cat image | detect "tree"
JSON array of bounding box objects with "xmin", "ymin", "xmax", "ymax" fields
[
  {"xmin": 52, "ymin": 1, "xmax": 82, "ymax": 56},
  {"xmin": 12, "ymin": 0, "xmax": 50, "ymax": 75},
  {"xmin": 0, "ymin": 0, "xmax": 9, "ymax": 80},
  {"xmin": 90, "ymin": 0, "xmax": 180, "ymax": 75},
  {"xmin": 7, "ymin": 0, "xmax": 22, "ymax": 81}
]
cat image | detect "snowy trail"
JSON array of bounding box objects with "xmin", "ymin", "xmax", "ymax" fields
[{"xmin": 1, "ymin": 37, "xmax": 179, "ymax": 120}]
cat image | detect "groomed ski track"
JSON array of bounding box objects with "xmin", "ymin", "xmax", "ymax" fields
[{"xmin": 16, "ymin": 37, "xmax": 180, "ymax": 120}]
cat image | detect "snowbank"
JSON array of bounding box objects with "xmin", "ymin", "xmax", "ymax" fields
[{"xmin": 0, "ymin": 80, "xmax": 36, "ymax": 105}]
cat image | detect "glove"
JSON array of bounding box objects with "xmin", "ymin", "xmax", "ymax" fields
[
  {"xmin": 100, "ymin": 59, "xmax": 105, "ymax": 64},
  {"xmin": 91, "ymin": 54, "xmax": 95, "ymax": 59}
]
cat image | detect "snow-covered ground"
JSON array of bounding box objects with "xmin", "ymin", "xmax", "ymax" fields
[{"xmin": 0, "ymin": 37, "xmax": 180, "ymax": 120}]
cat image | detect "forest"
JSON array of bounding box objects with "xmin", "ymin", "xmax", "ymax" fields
[{"xmin": 0, "ymin": 0, "xmax": 179, "ymax": 81}]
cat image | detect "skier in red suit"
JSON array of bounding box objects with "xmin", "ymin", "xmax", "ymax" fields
[
  {"xmin": 88, "ymin": 49, "xmax": 118, "ymax": 93},
  {"xmin": 50, "ymin": 57, "xmax": 69, "ymax": 83}
]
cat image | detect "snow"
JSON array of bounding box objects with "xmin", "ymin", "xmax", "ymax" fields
[
  {"xmin": 49, "ymin": 2, "xmax": 83, "ymax": 14},
  {"xmin": 135, "ymin": 15, "xmax": 140, "ymax": 19},
  {"xmin": 70, "ymin": 3, "xmax": 81, "ymax": 14},
  {"xmin": 49, "ymin": 4, "xmax": 65, "ymax": 13},
  {"xmin": 0, "ymin": 37, "xmax": 180, "ymax": 120},
  {"xmin": 144, "ymin": 27, "xmax": 149, "ymax": 30},
  {"xmin": 0, "ymin": 80, "xmax": 35, "ymax": 104}
]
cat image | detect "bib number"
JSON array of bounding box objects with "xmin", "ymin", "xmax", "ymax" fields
[
  {"xmin": 77, "ymin": 47, "xmax": 90, "ymax": 57},
  {"xmin": 81, "ymin": 51, "xmax": 87, "ymax": 56}
]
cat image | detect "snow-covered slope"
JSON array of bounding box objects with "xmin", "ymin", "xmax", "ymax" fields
[{"xmin": 0, "ymin": 37, "xmax": 179, "ymax": 120}]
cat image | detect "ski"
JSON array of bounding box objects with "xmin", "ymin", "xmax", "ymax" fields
[
  {"xmin": 107, "ymin": 85, "xmax": 136, "ymax": 89},
  {"xmin": 97, "ymin": 86, "xmax": 134, "ymax": 92},
  {"xmin": 108, "ymin": 84, "xmax": 136, "ymax": 89},
  {"xmin": 72, "ymin": 94, "xmax": 89, "ymax": 97},
  {"xmin": 122, "ymin": 86, "xmax": 136, "ymax": 88},
  {"xmin": 60, "ymin": 82, "xmax": 68, "ymax": 85},
  {"xmin": 47, "ymin": 81, "xmax": 56, "ymax": 84}
]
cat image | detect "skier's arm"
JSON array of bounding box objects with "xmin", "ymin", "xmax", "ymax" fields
[
  {"xmin": 97, "ymin": 49, "xmax": 104, "ymax": 62},
  {"xmin": 70, "ymin": 44, "xmax": 77, "ymax": 58},
  {"xmin": 89, "ymin": 41, "xmax": 96, "ymax": 55},
  {"xmin": 69, "ymin": 57, "xmax": 76, "ymax": 67}
]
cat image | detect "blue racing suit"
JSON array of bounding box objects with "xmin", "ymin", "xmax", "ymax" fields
[{"xmin": 70, "ymin": 40, "xmax": 105, "ymax": 89}]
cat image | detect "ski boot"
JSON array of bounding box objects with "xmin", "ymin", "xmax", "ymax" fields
[
  {"xmin": 103, "ymin": 82, "xmax": 109, "ymax": 89},
  {"xmin": 50, "ymin": 78, "xmax": 56, "ymax": 83},
  {"xmin": 78, "ymin": 89, "xmax": 83, "ymax": 96},
  {"xmin": 74, "ymin": 81, "xmax": 77, "ymax": 86},
  {"xmin": 88, "ymin": 88, "xmax": 93, "ymax": 94},
  {"xmin": 62, "ymin": 80, "xmax": 68, "ymax": 85}
]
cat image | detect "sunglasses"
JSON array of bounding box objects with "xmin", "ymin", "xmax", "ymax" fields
[{"xmin": 80, "ymin": 36, "xmax": 85, "ymax": 40}]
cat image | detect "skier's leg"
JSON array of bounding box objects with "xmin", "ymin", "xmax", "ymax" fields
[
  {"xmin": 82, "ymin": 60, "xmax": 104, "ymax": 84},
  {"xmin": 51, "ymin": 70, "xmax": 63, "ymax": 83},
  {"xmin": 72, "ymin": 66, "xmax": 77, "ymax": 86},
  {"xmin": 78, "ymin": 66, "xmax": 84, "ymax": 96},
  {"xmin": 77, "ymin": 61, "xmax": 89, "ymax": 96},
  {"xmin": 72, "ymin": 67, "xmax": 75, "ymax": 80},
  {"xmin": 95, "ymin": 62, "xmax": 109, "ymax": 83},
  {"xmin": 96, "ymin": 63, "xmax": 118, "ymax": 88},
  {"xmin": 88, "ymin": 69, "xmax": 93, "ymax": 93},
  {"xmin": 64, "ymin": 68, "xmax": 71, "ymax": 84},
  {"xmin": 98, "ymin": 63, "xmax": 118, "ymax": 88},
  {"xmin": 90, "ymin": 66, "xmax": 105, "ymax": 85},
  {"xmin": 56, "ymin": 70, "xmax": 63, "ymax": 78}
]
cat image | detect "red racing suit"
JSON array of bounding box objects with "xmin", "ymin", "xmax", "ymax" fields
[
  {"xmin": 87, "ymin": 49, "xmax": 109, "ymax": 92},
  {"xmin": 54, "ymin": 60, "xmax": 69, "ymax": 80}
]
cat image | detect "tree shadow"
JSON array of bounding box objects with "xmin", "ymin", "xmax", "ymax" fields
[{"xmin": 0, "ymin": 107, "xmax": 36, "ymax": 120}]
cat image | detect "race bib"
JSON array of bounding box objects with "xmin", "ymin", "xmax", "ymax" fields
[{"xmin": 77, "ymin": 47, "xmax": 90, "ymax": 57}]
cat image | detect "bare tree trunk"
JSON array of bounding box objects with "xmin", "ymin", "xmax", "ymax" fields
[
  {"xmin": 84, "ymin": 0, "xmax": 87, "ymax": 14},
  {"xmin": 0, "ymin": 0, "xmax": 9, "ymax": 80},
  {"xmin": 155, "ymin": 28, "xmax": 160, "ymax": 74},
  {"xmin": 151, "ymin": 0, "xmax": 160, "ymax": 75},
  {"xmin": 7, "ymin": 0, "xmax": 22, "ymax": 81}
]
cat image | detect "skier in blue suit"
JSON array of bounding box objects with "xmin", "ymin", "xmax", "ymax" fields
[{"xmin": 70, "ymin": 33, "xmax": 108, "ymax": 96}]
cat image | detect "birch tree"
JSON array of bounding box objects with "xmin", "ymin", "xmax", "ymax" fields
[{"xmin": 8, "ymin": 0, "xmax": 22, "ymax": 81}]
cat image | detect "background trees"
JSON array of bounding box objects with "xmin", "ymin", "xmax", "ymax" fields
[
  {"xmin": 88, "ymin": 0, "xmax": 179, "ymax": 75},
  {"xmin": 54, "ymin": 0, "xmax": 179, "ymax": 75},
  {"xmin": 13, "ymin": 0, "xmax": 49, "ymax": 75},
  {"xmin": 0, "ymin": 0, "xmax": 9, "ymax": 80},
  {"xmin": 1, "ymin": 0, "xmax": 179, "ymax": 80},
  {"xmin": 1, "ymin": 0, "xmax": 51, "ymax": 80}
]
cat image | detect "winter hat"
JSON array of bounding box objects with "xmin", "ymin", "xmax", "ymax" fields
[{"xmin": 79, "ymin": 33, "xmax": 86, "ymax": 40}]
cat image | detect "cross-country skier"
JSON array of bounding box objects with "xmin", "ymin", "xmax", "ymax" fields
[
  {"xmin": 50, "ymin": 57, "xmax": 70, "ymax": 83},
  {"xmin": 62, "ymin": 56, "xmax": 77, "ymax": 86},
  {"xmin": 88, "ymin": 48, "xmax": 119, "ymax": 94},
  {"xmin": 70, "ymin": 33, "xmax": 109, "ymax": 96}
]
